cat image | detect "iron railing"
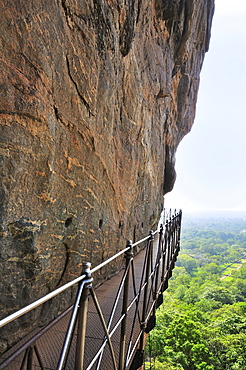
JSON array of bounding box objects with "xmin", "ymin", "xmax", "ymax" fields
[{"xmin": 0, "ymin": 209, "xmax": 182, "ymax": 370}]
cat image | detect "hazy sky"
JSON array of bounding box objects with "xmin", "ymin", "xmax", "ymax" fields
[{"xmin": 165, "ymin": 0, "xmax": 246, "ymax": 213}]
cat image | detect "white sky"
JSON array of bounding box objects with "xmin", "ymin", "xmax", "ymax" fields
[{"xmin": 165, "ymin": 0, "xmax": 246, "ymax": 213}]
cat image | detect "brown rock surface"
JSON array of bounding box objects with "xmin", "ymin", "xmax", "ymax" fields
[{"xmin": 0, "ymin": 0, "xmax": 214, "ymax": 353}]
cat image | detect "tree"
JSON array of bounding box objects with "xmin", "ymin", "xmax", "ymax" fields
[
  {"xmin": 176, "ymin": 254, "xmax": 197, "ymax": 274},
  {"xmin": 145, "ymin": 218, "xmax": 246, "ymax": 370},
  {"xmin": 200, "ymin": 285, "xmax": 235, "ymax": 305}
]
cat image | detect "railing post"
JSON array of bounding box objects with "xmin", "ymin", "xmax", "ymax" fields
[
  {"xmin": 173, "ymin": 214, "xmax": 178, "ymax": 259},
  {"xmin": 168, "ymin": 216, "xmax": 175, "ymax": 276},
  {"xmin": 171, "ymin": 215, "xmax": 175, "ymax": 260},
  {"xmin": 140, "ymin": 230, "xmax": 154, "ymax": 350},
  {"xmin": 130, "ymin": 231, "xmax": 155, "ymax": 370},
  {"xmin": 75, "ymin": 262, "xmax": 93, "ymax": 370},
  {"xmin": 161, "ymin": 221, "xmax": 167, "ymax": 285},
  {"xmin": 154, "ymin": 224, "xmax": 163, "ymax": 297},
  {"xmin": 177, "ymin": 211, "xmax": 182, "ymax": 252},
  {"xmin": 155, "ymin": 224, "xmax": 164, "ymax": 308},
  {"xmin": 167, "ymin": 218, "xmax": 172, "ymax": 277},
  {"xmin": 119, "ymin": 240, "xmax": 133, "ymax": 370}
]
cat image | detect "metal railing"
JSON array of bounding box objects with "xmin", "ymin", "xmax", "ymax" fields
[{"xmin": 0, "ymin": 209, "xmax": 182, "ymax": 370}]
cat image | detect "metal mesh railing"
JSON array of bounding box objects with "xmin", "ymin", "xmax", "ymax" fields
[{"xmin": 0, "ymin": 209, "xmax": 182, "ymax": 370}]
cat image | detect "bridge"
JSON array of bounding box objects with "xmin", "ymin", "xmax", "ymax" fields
[{"xmin": 0, "ymin": 210, "xmax": 182, "ymax": 370}]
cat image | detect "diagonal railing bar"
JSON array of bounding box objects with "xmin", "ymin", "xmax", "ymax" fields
[
  {"xmin": 85, "ymin": 250, "xmax": 136, "ymax": 370},
  {"xmin": 33, "ymin": 345, "xmax": 45, "ymax": 370},
  {"xmin": 0, "ymin": 209, "xmax": 182, "ymax": 370},
  {"xmin": 96, "ymin": 253, "xmax": 132, "ymax": 370},
  {"xmin": 151, "ymin": 227, "xmax": 166, "ymax": 298},
  {"xmin": 20, "ymin": 348, "xmax": 29, "ymax": 370},
  {"xmin": 75, "ymin": 264, "xmax": 93, "ymax": 370},
  {"xmin": 57, "ymin": 278, "xmax": 89, "ymax": 370},
  {"xmin": 89, "ymin": 288, "xmax": 118, "ymax": 370},
  {"xmin": 87, "ymin": 246, "xmax": 150, "ymax": 370},
  {"xmin": 155, "ymin": 225, "xmax": 164, "ymax": 294},
  {"xmin": 86, "ymin": 311, "xmax": 126, "ymax": 370},
  {"xmin": 119, "ymin": 243, "xmax": 134, "ymax": 370},
  {"xmin": 19, "ymin": 344, "xmax": 45, "ymax": 370},
  {"xmin": 140, "ymin": 232, "xmax": 154, "ymax": 342},
  {"xmin": 124, "ymin": 255, "xmax": 145, "ymax": 356},
  {"xmin": 93, "ymin": 236, "xmax": 150, "ymax": 370},
  {"xmin": 164, "ymin": 221, "xmax": 171, "ymax": 277},
  {"xmin": 83, "ymin": 231, "xmax": 161, "ymax": 370},
  {"xmin": 147, "ymin": 239, "xmax": 158, "ymax": 306},
  {"xmin": 124, "ymin": 274, "xmax": 149, "ymax": 367},
  {"xmin": 129, "ymin": 259, "xmax": 142, "ymax": 325},
  {"xmin": 140, "ymin": 232, "xmax": 164, "ymax": 335},
  {"xmin": 128, "ymin": 235, "xmax": 152, "ymax": 314},
  {"xmin": 125, "ymin": 329, "xmax": 143, "ymax": 369},
  {"xmin": 123, "ymin": 235, "xmax": 155, "ymax": 369},
  {"xmin": 145, "ymin": 264, "xmax": 158, "ymax": 318},
  {"xmin": 153, "ymin": 230, "xmax": 162, "ymax": 301},
  {"xmin": 97, "ymin": 256, "xmax": 134, "ymax": 370}
]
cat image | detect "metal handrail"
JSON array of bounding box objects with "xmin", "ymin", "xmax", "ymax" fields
[
  {"xmin": 0, "ymin": 226, "xmax": 160, "ymax": 329},
  {"xmin": 0, "ymin": 209, "xmax": 182, "ymax": 370}
]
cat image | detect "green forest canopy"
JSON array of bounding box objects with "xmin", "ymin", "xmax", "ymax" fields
[{"xmin": 145, "ymin": 216, "xmax": 246, "ymax": 370}]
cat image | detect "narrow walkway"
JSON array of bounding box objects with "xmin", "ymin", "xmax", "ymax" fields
[
  {"xmin": 0, "ymin": 211, "xmax": 182, "ymax": 370},
  {"xmin": 0, "ymin": 238, "xmax": 158, "ymax": 370}
]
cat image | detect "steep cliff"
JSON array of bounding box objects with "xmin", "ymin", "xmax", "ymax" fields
[{"xmin": 0, "ymin": 0, "xmax": 214, "ymax": 353}]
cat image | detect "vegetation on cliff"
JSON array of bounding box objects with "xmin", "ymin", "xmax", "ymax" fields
[{"xmin": 145, "ymin": 217, "xmax": 246, "ymax": 370}]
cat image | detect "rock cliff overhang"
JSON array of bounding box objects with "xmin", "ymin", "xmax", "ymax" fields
[{"xmin": 0, "ymin": 0, "xmax": 214, "ymax": 353}]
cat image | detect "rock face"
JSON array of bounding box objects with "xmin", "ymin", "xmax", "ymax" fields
[{"xmin": 0, "ymin": 0, "xmax": 214, "ymax": 353}]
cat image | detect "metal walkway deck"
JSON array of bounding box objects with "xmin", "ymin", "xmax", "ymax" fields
[{"xmin": 0, "ymin": 211, "xmax": 182, "ymax": 370}]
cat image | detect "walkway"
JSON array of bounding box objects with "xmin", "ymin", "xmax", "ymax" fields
[{"xmin": 0, "ymin": 211, "xmax": 182, "ymax": 370}]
